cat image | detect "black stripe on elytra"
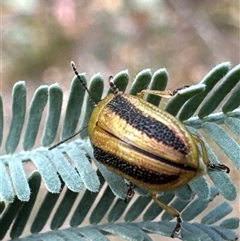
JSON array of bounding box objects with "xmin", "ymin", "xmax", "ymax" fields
[
  {"xmin": 97, "ymin": 126, "xmax": 197, "ymax": 172},
  {"xmin": 93, "ymin": 145, "xmax": 180, "ymax": 185},
  {"xmin": 106, "ymin": 94, "xmax": 188, "ymax": 155}
]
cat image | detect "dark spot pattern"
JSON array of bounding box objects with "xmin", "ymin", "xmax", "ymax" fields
[
  {"xmin": 107, "ymin": 95, "xmax": 188, "ymax": 155},
  {"xmin": 93, "ymin": 146, "xmax": 180, "ymax": 185}
]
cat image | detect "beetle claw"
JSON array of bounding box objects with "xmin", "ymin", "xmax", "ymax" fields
[
  {"xmin": 208, "ymin": 163, "xmax": 230, "ymax": 173},
  {"xmin": 171, "ymin": 216, "xmax": 182, "ymax": 238},
  {"xmin": 124, "ymin": 182, "xmax": 135, "ymax": 203},
  {"xmin": 172, "ymin": 85, "xmax": 190, "ymax": 95}
]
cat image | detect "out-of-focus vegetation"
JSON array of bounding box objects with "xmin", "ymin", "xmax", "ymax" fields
[{"xmin": 2, "ymin": 0, "xmax": 239, "ymax": 90}]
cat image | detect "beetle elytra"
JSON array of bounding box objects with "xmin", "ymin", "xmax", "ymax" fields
[{"xmin": 49, "ymin": 62, "xmax": 229, "ymax": 238}]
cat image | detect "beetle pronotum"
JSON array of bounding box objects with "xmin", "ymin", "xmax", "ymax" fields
[{"xmin": 50, "ymin": 62, "xmax": 229, "ymax": 238}]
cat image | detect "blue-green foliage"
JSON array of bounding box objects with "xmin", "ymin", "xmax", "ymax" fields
[{"xmin": 0, "ymin": 63, "xmax": 239, "ymax": 240}]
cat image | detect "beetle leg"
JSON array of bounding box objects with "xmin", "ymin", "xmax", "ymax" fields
[
  {"xmin": 191, "ymin": 134, "xmax": 210, "ymax": 166},
  {"xmin": 137, "ymin": 90, "xmax": 173, "ymax": 99},
  {"xmin": 191, "ymin": 134, "xmax": 230, "ymax": 173},
  {"xmin": 124, "ymin": 182, "xmax": 135, "ymax": 203},
  {"xmin": 151, "ymin": 191, "xmax": 182, "ymax": 238},
  {"xmin": 137, "ymin": 85, "xmax": 190, "ymax": 99}
]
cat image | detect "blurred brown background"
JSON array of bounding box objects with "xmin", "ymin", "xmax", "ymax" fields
[{"xmin": 2, "ymin": 0, "xmax": 239, "ymax": 92}]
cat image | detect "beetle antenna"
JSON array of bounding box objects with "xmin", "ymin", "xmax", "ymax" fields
[
  {"xmin": 108, "ymin": 76, "xmax": 119, "ymax": 94},
  {"xmin": 71, "ymin": 61, "xmax": 97, "ymax": 106},
  {"xmin": 48, "ymin": 125, "xmax": 88, "ymax": 150}
]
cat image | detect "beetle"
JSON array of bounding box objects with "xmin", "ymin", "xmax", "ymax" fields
[{"xmin": 50, "ymin": 62, "xmax": 229, "ymax": 238}]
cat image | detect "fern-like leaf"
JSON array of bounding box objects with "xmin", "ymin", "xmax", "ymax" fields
[{"xmin": 0, "ymin": 63, "xmax": 239, "ymax": 241}]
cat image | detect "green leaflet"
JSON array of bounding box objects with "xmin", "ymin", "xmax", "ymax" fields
[
  {"xmin": 5, "ymin": 81, "xmax": 26, "ymax": 154},
  {"xmin": 42, "ymin": 83, "xmax": 63, "ymax": 147},
  {"xmin": 0, "ymin": 63, "xmax": 239, "ymax": 241},
  {"xmin": 23, "ymin": 85, "xmax": 48, "ymax": 150}
]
